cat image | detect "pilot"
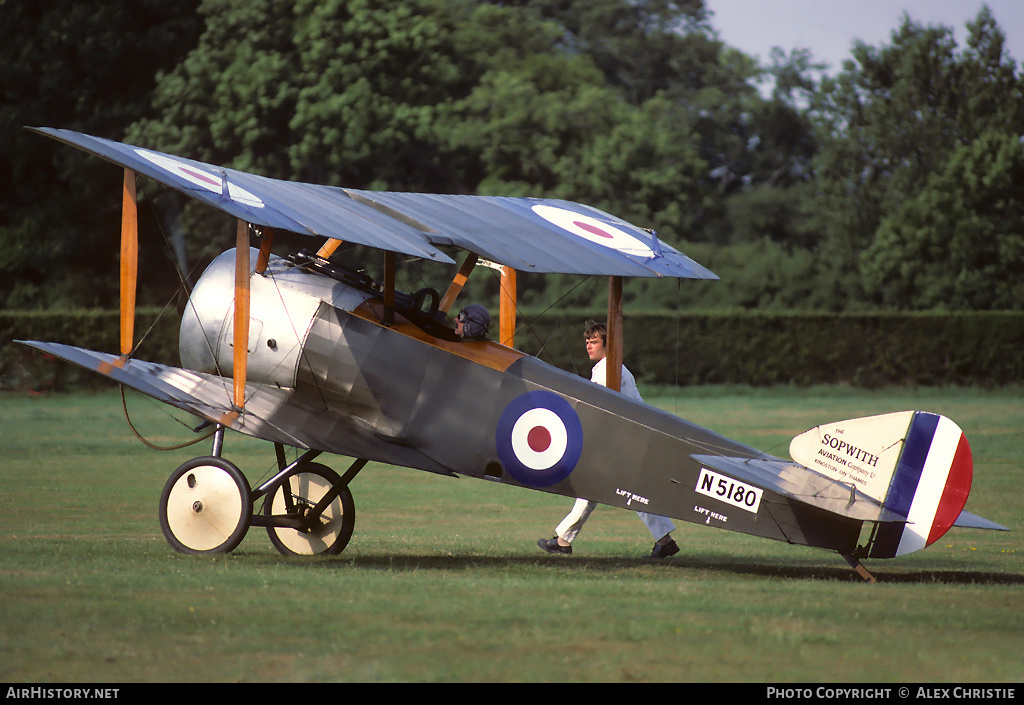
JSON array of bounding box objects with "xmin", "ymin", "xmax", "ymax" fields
[{"xmin": 455, "ymin": 304, "xmax": 490, "ymax": 341}]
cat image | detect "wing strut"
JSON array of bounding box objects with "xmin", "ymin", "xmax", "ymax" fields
[
  {"xmin": 439, "ymin": 253, "xmax": 478, "ymax": 313},
  {"xmin": 120, "ymin": 168, "xmax": 138, "ymax": 359},
  {"xmin": 383, "ymin": 251, "xmax": 396, "ymax": 326},
  {"xmin": 256, "ymin": 227, "xmax": 275, "ymax": 274},
  {"xmin": 500, "ymin": 265, "xmax": 517, "ymax": 347},
  {"xmin": 605, "ymin": 275, "xmax": 623, "ymax": 392},
  {"xmin": 317, "ymin": 238, "xmax": 343, "ymax": 259},
  {"xmin": 232, "ymin": 220, "xmax": 250, "ymax": 410}
]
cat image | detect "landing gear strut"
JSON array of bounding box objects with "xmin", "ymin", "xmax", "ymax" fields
[{"xmin": 157, "ymin": 425, "xmax": 365, "ymax": 556}]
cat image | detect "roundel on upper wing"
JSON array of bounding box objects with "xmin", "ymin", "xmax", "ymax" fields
[
  {"xmin": 496, "ymin": 391, "xmax": 583, "ymax": 488},
  {"xmin": 531, "ymin": 204, "xmax": 655, "ymax": 258},
  {"xmin": 134, "ymin": 148, "xmax": 265, "ymax": 208}
]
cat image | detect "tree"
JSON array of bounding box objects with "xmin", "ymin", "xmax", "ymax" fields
[
  {"xmin": 128, "ymin": 0, "xmax": 298, "ymax": 175},
  {"xmin": 124, "ymin": 0, "xmax": 722, "ymax": 295},
  {"xmin": 568, "ymin": 95, "xmax": 708, "ymax": 238},
  {"xmin": 511, "ymin": 0, "xmax": 712, "ymax": 105},
  {"xmin": 810, "ymin": 7, "xmax": 1024, "ymax": 309},
  {"xmin": 288, "ymin": 0, "xmax": 478, "ymax": 191},
  {"xmin": 443, "ymin": 2, "xmax": 621, "ymax": 196},
  {"xmin": 127, "ymin": 0, "xmax": 484, "ymax": 270},
  {"xmin": 5, "ymin": 0, "xmax": 887, "ymax": 315},
  {"xmin": 0, "ymin": 0, "xmax": 202, "ymax": 308},
  {"xmin": 860, "ymin": 129, "xmax": 1024, "ymax": 310}
]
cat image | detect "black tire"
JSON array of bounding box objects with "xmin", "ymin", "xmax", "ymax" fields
[
  {"xmin": 158, "ymin": 456, "xmax": 252, "ymax": 554},
  {"xmin": 261, "ymin": 462, "xmax": 355, "ymax": 556}
]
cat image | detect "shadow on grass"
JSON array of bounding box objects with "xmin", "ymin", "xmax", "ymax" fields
[
  {"xmin": 666, "ymin": 555, "xmax": 1024, "ymax": 586},
  {"xmin": 250, "ymin": 550, "xmax": 1024, "ymax": 586}
]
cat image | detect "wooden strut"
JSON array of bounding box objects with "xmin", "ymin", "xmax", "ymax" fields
[
  {"xmin": 255, "ymin": 227, "xmax": 275, "ymax": 274},
  {"xmin": 499, "ymin": 266, "xmax": 517, "ymax": 348},
  {"xmin": 383, "ymin": 251, "xmax": 396, "ymax": 326},
  {"xmin": 439, "ymin": 253, "xmax": 478, "ymax": 314},
  {"xmin": 316, "ymin": 238, "xmax": 343, "ymax": 259},
  {"xmin": 120, "ymin": 168, "xmax": 138, "ymax": 360},
  {"xmin": 439, "ymin": 254, "xmax": 516, "ymax": 346},
  {"xmin": 605, "ymin": 275, "xmax": 624, "ymax": 392},
  {"xmin": 232, "ymin": 220, "xmax": 251, "ymax": 410}
]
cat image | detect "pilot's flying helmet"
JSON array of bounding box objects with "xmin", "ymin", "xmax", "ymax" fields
[{"xmin": 458, "ymin": 304, "xmax": 490, "ymax": 340}]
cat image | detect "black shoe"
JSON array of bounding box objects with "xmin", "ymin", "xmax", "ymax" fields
[
  {"xmin": 650, "ymin": 539, "xmax": 679, "ymax": 559},
  {"xmin": 537, "ymin": 537, "xmax": 571, "ymax": 555}
]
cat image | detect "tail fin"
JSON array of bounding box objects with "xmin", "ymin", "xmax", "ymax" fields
[{"xmin": 789, "ymin": 411, "xmax": 972, "ymax": 558}]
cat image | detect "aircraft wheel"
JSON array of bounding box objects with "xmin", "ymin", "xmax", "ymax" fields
[
  {"xmin": 262, "ymin": 463, "xmax": 355, "ymax": 556},
  {"xmin": 158, "ymin": 457, "xmax": 252, "ymax": 554}
]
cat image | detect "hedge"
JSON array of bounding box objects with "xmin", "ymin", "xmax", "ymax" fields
[
  {"xmin": 0, "ymin": 308, "xmax": 180, "ymax": 392},
  {"xmin": 510, "ymin": 310, "xmax": 1024, "ymax": 388},
  {"xmin": 2, "ymin": 308, "xmax": 1022, "ymax": 391}
]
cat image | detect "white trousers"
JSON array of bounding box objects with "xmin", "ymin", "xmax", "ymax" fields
[{"xmin": 555, "ymin": 498, "xmax": 676, "ymax": 544}]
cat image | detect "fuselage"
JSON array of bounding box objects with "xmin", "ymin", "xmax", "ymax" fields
[{"xmin": 177, "ymin": 248, "xmax": 864, "ymax": 554}]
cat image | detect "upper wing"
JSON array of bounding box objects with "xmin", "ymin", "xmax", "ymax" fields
[{"xmin": 31, "ymin": 127, "xmax": 717, "ymax": 279}]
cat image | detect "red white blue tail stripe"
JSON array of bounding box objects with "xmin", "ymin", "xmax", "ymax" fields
[{"xmin": 871, "ymin": 412, "xmax": 973, "ymax": 558}]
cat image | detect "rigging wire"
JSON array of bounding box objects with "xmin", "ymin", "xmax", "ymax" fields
[
  {"xmin": 487, "ymin": 268, "xmax": 599, "ymax": 377},
  {"xmin": 119, "ymin": 384, "xmax": 217, "ymax": 450}
]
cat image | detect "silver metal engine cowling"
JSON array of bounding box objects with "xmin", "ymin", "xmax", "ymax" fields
[{"xmin": 179, "ymin": 248, "xmax": 372, "ymax": 389}]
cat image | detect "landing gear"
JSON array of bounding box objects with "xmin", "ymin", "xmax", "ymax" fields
[
  {"xmin": 157, "ymin": 426, "xmax": 366, "ymax": 557},
  {"xmin": 158, "ymin": 456, "xmax": 251, "ymax": 554},
  {"xmin": 260, "ymin": 462, "xmax": 355, "ymax": 556}
]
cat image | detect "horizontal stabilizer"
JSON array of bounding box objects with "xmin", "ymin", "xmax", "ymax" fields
[
  {"xmin": 690, "ymin": 454, "xmax": 907, "ymax": 523},
  {"xmin": 954, "ymin": 509, "xmax": 1009, "ymax": 532}
]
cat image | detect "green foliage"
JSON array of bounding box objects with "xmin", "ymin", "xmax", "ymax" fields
[
  {"xmin": 288, "ymin": 0, "xmax": 473, "ymax": 190},
  {"xmin": 810, "ymin": 7, "xmax": 1024, "ymax": 309},
  {"xmin": 1, "ymin": 308, "xmax": 181, "ymax": 391},
  {"xmin": 493, "ymin": 309, "xmax": 1024, "ymax": 389},
  {"xmin": 567, "ymin": 96, "xmax": 709, "ymax": 240},
  {"xmin": 5, "ymin": 307, "xmax": 1021, "ymax": 391},
  {"xmin": 448, "ymin": 7, "xmax": 619, "ymax": 196},
  {"xmin": 0, "ymin": 0, "xmax": 202, "ymax": 308},
  {"xmin": 861, "ymin": 130, "xmax": 1024, "ymax": 310},
  {"xmin": 3, "ymin": 2, "xmax": 1024, "ymax": 314},
  {"xmin": 666, "ymin": 238, "xmax": 825, "ymax": 310}
]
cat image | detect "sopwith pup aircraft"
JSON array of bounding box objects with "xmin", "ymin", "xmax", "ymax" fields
[{"xmin": 18, "ymin": 127, "xmax": 1008, "ymax": 581}]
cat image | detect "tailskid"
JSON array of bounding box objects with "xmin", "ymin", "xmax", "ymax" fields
[{"xmin": 841, "ymin": 553, "xmax": 877, "ymax": 583}]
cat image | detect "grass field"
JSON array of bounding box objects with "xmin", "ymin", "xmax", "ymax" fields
[{"xmin": 1, "ymin": 385, "xmax": 1021, "ymax": 683}]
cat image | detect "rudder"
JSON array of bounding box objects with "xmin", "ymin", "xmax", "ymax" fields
[
  {"xmin": 870, "ymin": 412, "xmax": 972, "ymax": 557},
  {"xmin": 789, "ymin": 411, "xmax": 973, "ymax": 559}
]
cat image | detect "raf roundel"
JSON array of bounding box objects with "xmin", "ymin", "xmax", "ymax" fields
[
  {"xmin": 531, "ymin": 204, "xmax": 655, "ymax": 258},
  {"xmin": 134, "ymin": 148, "xmax": 265, "ymax": 208},
  {"xmin": 496, "ymin": 391, "xmax": 583, "ymax": 488}
]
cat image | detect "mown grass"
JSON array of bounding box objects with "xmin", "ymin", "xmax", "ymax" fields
[{"xmin": 1, "ymin": 386, "xmax": 1021, "ymax": 683}]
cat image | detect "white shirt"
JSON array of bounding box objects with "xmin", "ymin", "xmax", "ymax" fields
[{"xmin": 591, "ymin": 356, "xmax": 642, "ymax": 402}]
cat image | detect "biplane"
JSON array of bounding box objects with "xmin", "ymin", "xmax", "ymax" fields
[{"xmin": 19, "ymin": 127, "xmax": 1007, "ymax": 582}]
